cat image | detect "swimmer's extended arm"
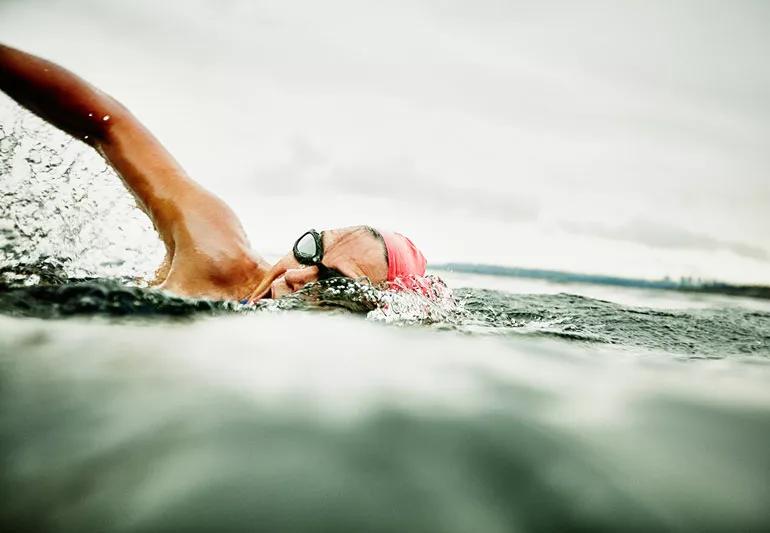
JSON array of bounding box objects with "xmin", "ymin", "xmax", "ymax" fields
[
  {"xmin": 0, "ymin": 43, "xmax": 219, "ymax": 243},
  {"xmin": 0, "ymin": 43, "xmax": 263, "ymax": 290}
]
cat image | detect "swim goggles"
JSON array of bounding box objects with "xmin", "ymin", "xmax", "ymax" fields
[
  {"xmin": 293, "ymin": 229, "xmax": 324, "ymax": 265},
  {"xmin": 292, "ymin": 229, "xmax": 346, "ymax": 279}
]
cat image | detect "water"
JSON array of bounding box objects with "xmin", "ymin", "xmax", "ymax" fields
[
  {"xmin": 2, "ymin": 306, "xmax": 770, "ymax": 532},
  {"xmin": 1, "ymin": 268, "xmax": 768, "ymax": 359},
  {"xmin": 2, "ymin": 104, "xmax": 770, "ymax": 532}
]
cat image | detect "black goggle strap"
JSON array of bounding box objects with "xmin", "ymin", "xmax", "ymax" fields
[{"xmin": 316, "ymin": 264, "xmax": 346, "ymax": 280}]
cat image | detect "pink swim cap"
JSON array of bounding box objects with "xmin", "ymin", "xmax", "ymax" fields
[{"xmin": 378, "ymin": 230, "xmax": 427, "ymax": 282}]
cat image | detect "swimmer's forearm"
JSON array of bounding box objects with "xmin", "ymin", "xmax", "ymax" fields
[{"xmin": 0, "ymin": 43, "xmax": 121, "ymax": 145}]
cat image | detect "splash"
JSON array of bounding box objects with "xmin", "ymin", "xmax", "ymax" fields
[
  {"xmin": 0, "ymin": 103, "xmax": 164, "ymax": 281},
  {"xmin": 248, "ymin": 274, "xmax": 461, "ymax": 324},
  {"xmin": 368, "ymin": 275, "xmax": 463, "ymax": 325}
]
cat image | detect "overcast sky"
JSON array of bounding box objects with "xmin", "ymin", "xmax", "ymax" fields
[{"xmin": 1, "ymin": 0, "xmax": 768, "ymax": 283}]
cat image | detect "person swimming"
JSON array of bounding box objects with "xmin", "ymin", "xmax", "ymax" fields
[{"xmin": 0, "ymin": 43, "xmax": 426, "ymax": 301}]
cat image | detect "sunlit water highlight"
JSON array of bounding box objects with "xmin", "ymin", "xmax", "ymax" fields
[{"xmin": 2, "ymin": 103, "xmax": 770, "ymax": 532}]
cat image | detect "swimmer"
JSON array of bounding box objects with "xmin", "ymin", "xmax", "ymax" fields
[{"xmin": 0, "ymin": 43, "xmax": 426, "ymax": 300}]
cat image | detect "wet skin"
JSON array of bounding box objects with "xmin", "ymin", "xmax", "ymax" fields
[{"xmin": 0, "ymin": 43, "xmax": 386, "ymax": 301}]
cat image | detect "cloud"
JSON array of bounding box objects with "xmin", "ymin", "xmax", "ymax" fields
[
  {"xmin": 257, "ymin": 138, "xmax": 539, "ymax": 222},
  {"xmin": 3, "ymin": 0, "xmax": 768, "ymax": 282},
  {"xmin": 330, "ymin": 158, "xmax": 540, "ymax": 221},
  {"xmin": 564, "ymin": 218, "xmax": 769, "ymax": 261}
]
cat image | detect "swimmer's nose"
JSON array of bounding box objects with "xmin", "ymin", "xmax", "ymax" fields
[{"xmin": 284, "ymin": 266, "xmax": 319, "ymax": 292}]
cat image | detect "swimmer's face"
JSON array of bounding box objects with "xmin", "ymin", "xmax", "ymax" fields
[{"xmin": 268, "ymin": 226, "xmax": 388, "ymax": 299}]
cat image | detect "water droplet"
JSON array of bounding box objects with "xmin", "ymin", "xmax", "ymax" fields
[
  {"xmin": 88, "ymin": 113, "xmax": 93, "ymax": 117},
  {"xmin": 102, "ymin": 115, "xmax": 111, "ymax": 121}
]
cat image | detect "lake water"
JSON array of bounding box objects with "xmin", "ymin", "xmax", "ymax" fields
[{"xmin": 1, "ymin": 267, "xmax": 769, "ymax": 532}]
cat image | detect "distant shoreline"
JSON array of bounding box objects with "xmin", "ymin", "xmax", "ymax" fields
[{"xmin": 430, "ymin": 263, "xmax": 770, "ymax": 300}]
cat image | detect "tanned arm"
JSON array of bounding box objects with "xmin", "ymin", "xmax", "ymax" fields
[{"xmin": 0, "ymin": 43, "xmax": 268, "ymax": 296}]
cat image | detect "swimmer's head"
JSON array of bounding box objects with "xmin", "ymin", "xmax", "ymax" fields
[{"xmin": 262, "ymin": 225, "xmax": 425, "ymax": 299}]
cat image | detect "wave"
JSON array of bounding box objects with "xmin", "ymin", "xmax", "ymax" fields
[{"xmin": 2, "ymin": 262, "xmax": 768, "ymax": 359}]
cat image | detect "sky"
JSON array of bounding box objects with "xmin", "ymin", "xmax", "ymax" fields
[{"xmin": 1, "ymin": 0, "xmax": 768, "ymax": 283}]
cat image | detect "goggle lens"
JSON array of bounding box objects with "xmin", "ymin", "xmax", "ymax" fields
[
  {"xmin": 295, "ymin": 232, "xmax": 317, "ymax": 258},
  {"xmin": 293, "ymin": 229, "xmax": 323, "ymax": 265}
]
